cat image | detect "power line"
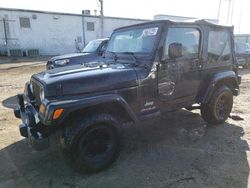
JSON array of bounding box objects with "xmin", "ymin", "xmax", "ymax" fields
[
  {"xmin": 238, "ymin": 0, "xmax": 243, "ymax": 33},
  {"xmin": 217, "ymin": 0, "xmax": 222, "ymax": 21}
]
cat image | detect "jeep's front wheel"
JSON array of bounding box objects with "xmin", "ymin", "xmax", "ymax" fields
[
  {"xmin": 201, "ymin": 86, "xmax": 233, "ymax": 125},
  {"xmin": 62, "ymin": 114, "xmax": 120, "ymax": 173}
]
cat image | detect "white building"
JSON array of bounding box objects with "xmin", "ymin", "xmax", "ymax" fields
[
  {"xmin": 0, "ymin": 8, "xmax": 148, "ymax": 56},
  {"xmin": 0, "ymin": 8, "xmax": 219, "ymax": 56},
  {"xmin": 154, "ymin": 14, "xmax": 219, "ymax": 24}
]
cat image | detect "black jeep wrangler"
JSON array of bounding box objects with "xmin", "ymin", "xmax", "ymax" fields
[{"xmin": 14, "ymin": 20, "xmax": 241, "ymax": 173}]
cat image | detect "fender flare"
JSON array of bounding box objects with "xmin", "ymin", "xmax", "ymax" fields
[
  {"xmin": 197, "ymin": 71, "xmax": 239, "ymax": 104},
  {"xmin": 43, "ymin": 94, "xmax": 138, "ymax": 125}
]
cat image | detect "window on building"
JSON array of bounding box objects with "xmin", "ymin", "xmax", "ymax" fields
[
  {"xmin": 208, "ymin": 30, "xmax": 231, "ymax": 63},
  {"xmin": 86, "ymin": 22, "xmax": 95, "ymax": 31},
  {"xmin": 163, "ymin": 27, "xmax": 200, "ymax": 59},
  {"xmin": 19, "ymin": 17, "xmax": 31, "ymax": 28}
]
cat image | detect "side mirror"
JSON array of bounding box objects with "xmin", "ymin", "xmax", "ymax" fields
[{"xmin": 169, "ymin": 43, "xmax": 183, "ymax": 59}]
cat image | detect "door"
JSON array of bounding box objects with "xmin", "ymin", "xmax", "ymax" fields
[{"xmin": 158, "ymin": 26, "xmax": 202, "ymax": 103}]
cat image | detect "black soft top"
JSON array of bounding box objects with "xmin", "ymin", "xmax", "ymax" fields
[{"xmin": 114, "ymin": 19, "xmax": 233, "ymax": 31}]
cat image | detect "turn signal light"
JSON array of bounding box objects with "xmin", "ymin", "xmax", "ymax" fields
[{"xmin": 53, "ymin": 109, "xmax": 64, "ymax": 120}]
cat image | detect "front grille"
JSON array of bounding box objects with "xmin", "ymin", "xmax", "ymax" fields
[{"xmin": 30, "ymin": 79, "xmax": 42, "ymax": 107}]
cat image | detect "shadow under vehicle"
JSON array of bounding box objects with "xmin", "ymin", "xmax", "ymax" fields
[
  {"xmin": 46, "ymin": 38, "xmax": 109, "ymax": 70},
  {"xmin": 13, "ymin": 20, "xmax": 241, "ymax": 173},
  {"xmin": 1, "ymin": 109, "xmax": 249, "ymax": 187}
]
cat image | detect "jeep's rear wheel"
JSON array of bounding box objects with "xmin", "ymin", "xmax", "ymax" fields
[
  {"xmin": 201, "ymin": 86, "xmax": 233, "ymax": 125},
  {"xmin": 62, "ymin": 114, "xmax": 120, "ymax": 173}
]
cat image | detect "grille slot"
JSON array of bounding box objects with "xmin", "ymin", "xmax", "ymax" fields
[{"xmin": 31, "ymin": 79, "xmax": 42, "ymax": 107}]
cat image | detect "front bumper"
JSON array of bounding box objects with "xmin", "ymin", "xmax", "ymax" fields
[{"xmin": 14, "ymin": 94, "xmax": 50, "ymax": 150}]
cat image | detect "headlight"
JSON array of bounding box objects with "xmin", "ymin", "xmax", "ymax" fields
[
  {"xmin": 54, "ymin": 59, "xmax": 70, "ymax": 66},
  {"xmin": 39, "ymin": 87, "xmax": 45, "ymax": 101},
  {"xmin": 24, "ymin": 82, "xmax": 34, "ymax": 98},
  {"xmin": 24, "ymin": 82, "xmax": 29, "ymax": 94},
  {"xmin": 30, "ymin": 83, "xmax": 33, "ymax": 94}
]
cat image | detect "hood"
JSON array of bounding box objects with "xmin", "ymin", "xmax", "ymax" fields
[
  {"xmin": 50, "ymin": 53, "xmax": 90, "ymax": 61},
  {"xmin": 50, "ymin": 53, "xmax": 99, "ymax": 65},
  {"xmin": 32, "ymin": 64, "xmax": 138, "ymax": 97}
]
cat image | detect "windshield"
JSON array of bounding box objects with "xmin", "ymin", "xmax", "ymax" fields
[
  {"xmin": 106, "ymin": 26, "xmax": 159, "ymax": 54},
  {"xmin": 82, "ymin": 40, "xmax": 103, "ymax": 53}
]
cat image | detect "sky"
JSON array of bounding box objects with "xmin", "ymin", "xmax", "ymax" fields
[{"xmin": 0, "ymin": 0, "xmax": 249, "ymax": 34}]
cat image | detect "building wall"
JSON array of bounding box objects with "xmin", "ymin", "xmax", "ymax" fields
[
  {"xmin": 0, "ymin": 8, "xmax": 148, "ymax": 56},
  {"xmin": 154, "ymin": 14, "xmax": 218, "ymax": 24}
]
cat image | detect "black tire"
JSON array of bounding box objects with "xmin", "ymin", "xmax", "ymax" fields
[
  {"xmin": 61, "ymin": 114, "xmax": 120, "ymax": 173},
  {"xmin": 201, "ymin": 86, "xmax": 233, "ymax": 125}
]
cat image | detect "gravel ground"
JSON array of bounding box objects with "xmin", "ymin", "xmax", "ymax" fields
[{"xmin": 0, "ymin": 57, "xmax": 250, "ymax": 188}]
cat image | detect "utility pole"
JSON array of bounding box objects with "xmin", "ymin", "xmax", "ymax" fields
[
  {"xmin": 217, "ymin": 0, "xmax": 236, "ymax": 26},
  {"xmin": 82, "ymin": 10, "xmax": 86, "ymax": 47},
  {"xmin": 238, "ymin": 0, "xmax": 243, "ymax": 33},
  {"xmin": 217, "ymin": 0, "xmax": 222, "ymax": 22},
  {"xmin": 99, "ymin": 0, "xmax": 104, "ymax": 16},
  {"xmin": 3, "ymin": 18, "xmax": 8, "ymax": 46},
  {"xmin": 3, "ymin": 18, "xmax": 10, "ymax": 56},
  {"xmin": 226, "ymin": 0, "xmax": 233, "ymax": 24},
  {"xmin": 229, "ymin": 0, "xmax": 235, "ymax": 25},
  {"xmin": 99, "ymin": 0, "xmax": 104, "ymax": 38},
  {"xmin": 0, "ymin": 18, "xmax": 15, "ymax": 56}
]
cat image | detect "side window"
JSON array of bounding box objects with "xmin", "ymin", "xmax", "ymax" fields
[
  {"xmin": 163, "ymin": 27, "xmax": 200, "ymax": 59},
  {"xmin": 208, "ymin": 30, "xmax": 231, "ymax": 63}
]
